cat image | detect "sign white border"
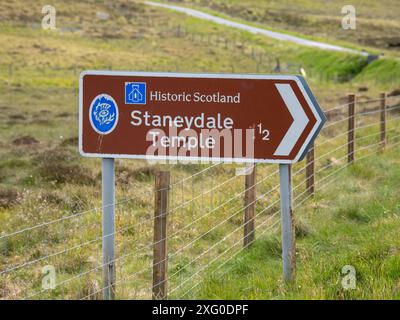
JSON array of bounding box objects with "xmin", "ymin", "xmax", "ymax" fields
[{"xmin": 79, "ymin": 71, "xmax": 324, "ymax": 164}]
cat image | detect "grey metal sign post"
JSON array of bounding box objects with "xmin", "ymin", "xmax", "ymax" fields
[
  {"xmin": 279, "ymin": 164, "xmax": 295, "ymax": 282},
  {"xmin": 102, "ymin": 158, "xmax": 115, "ymax": 300}
]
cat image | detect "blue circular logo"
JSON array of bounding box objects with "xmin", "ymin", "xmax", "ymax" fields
[{"xmin": 89, "ymin": 94, "xmax": 119, "ymax": 135}]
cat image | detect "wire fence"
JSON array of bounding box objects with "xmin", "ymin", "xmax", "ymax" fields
[
  {"xmin": 0, "ymin": 93, "xmax": 400, "ymax": 300},
  {"xmin": 0, "ymin": 24, "xmax": 310, "ymax": 80}
]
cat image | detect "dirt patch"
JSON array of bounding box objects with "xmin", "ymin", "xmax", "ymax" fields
[
  {"xmin": 363, "ymin": 37, "xmax": 400, "ymax": 50},
  {"xmin": 115, "ymin": 165, "xmax": 156, "ymax": 184},
  {"xmin": 39, "ymin": 191, "xmax": 65, "ymax": 205},
  {"xmin": 8, "ymin": 114, "xmax": 26, "ymax": 121},
  {"xmin": 325, "ymin": 109, "xmax": 344, "ymax": 121},
  {"xmin": 29, "ymin": 119, "xmax": 53, "ymax": 126},
  {"xmin": 60, "ymin": 136, "xmax": 78, "ymax": 147},
  {"xmin": 388, "ymin": 89, "xmax": 400, "ymax": 97},
  {"xmin": 0, "ymin": 188, "xmax": 20, "ymax": 208},
  {"xmin": 12, "ymin": 135, "xmax": 39, "ymax": 146},
  {"xmin": 77, "ymin": 279, "xmax": 102, "ymax": 300},
  {"xmin": 358, "ymin": 86, "xmax": 369, "ymax": 92},
  {"xmin": 33, "ymin": 147, "xmax": 96, "ymax": 185},
  {"xmin": 56, "ymin": 112, "xmax": 72, "ymax": 118}
]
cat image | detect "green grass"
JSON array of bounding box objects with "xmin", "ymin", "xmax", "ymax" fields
[
  {"xmin": 355, "ymin": 59, "xmax": 400, "ymax": 85},
  {"xmin": 1, "ymin": 0, "xmax": 399, "ymax": 91},
  {"xmin": 293, "ymin": 50, "xmax": 368, "ymax": 83},
  {"xmin": 166, "ymin": 0, "xmax": 400, "ymax": 56},
  {"xmin": 194, "ymin": 147, "xmax": 400, "ymax": 299},
  {"xmin": 150, "ymin": 0, "xmax": 400, "ymax": 87}
]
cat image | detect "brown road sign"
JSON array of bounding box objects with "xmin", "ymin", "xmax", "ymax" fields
[{"xmin": 79, "ymin": 71, "xmax": 326, "ymax": 163}]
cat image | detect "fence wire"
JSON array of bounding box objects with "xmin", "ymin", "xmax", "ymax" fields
[{"xmin": 1, "ymin": 94, "xmax": 400, "ymax": 300}]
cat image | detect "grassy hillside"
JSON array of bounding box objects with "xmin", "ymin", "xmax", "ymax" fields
[
  {"xmin": 168, "ymin": 0, "xmax": 400, "ymax": 54},
  {"xmin": 147, "ymin": 0, "xmax": 400, "ymax": 87},
  {"xmin": 0, "ymin": 0, "xmax": 399, "ymax": 299},
  {"xmin": 1, "ymin": 0, "xmax": 399, "ymax": 92},
  {"xmin": 196, "ymin": 147, "xmax": 400, "ymax": 299}
]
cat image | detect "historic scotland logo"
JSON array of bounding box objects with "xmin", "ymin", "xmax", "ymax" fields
[{"xmin": 89, "ymin": 94, "xmax": 119, "ymax": 135}]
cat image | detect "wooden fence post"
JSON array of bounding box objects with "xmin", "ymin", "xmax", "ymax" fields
[
  {"xmin": 152, "ymin": 171, "xmax": 170, "ymax": 300},
  {"xmin": 244, "ymin": 164, "xmax": 256, "ymax": 248},
  {"xmin": 305, "ymin": 142, "xmax": 315, "ymax": 196},
  {"xmin": 380, "ymin": 93, "xmax": 386, "ymax": 150},
  {"xmin": 348, "ymin": 94, "xmax": 355, "ymax": 164}
]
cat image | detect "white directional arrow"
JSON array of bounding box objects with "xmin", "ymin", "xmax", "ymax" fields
[{"xmin": 274, "ymin": 83, "xmax": 310, "ymax": 156}]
